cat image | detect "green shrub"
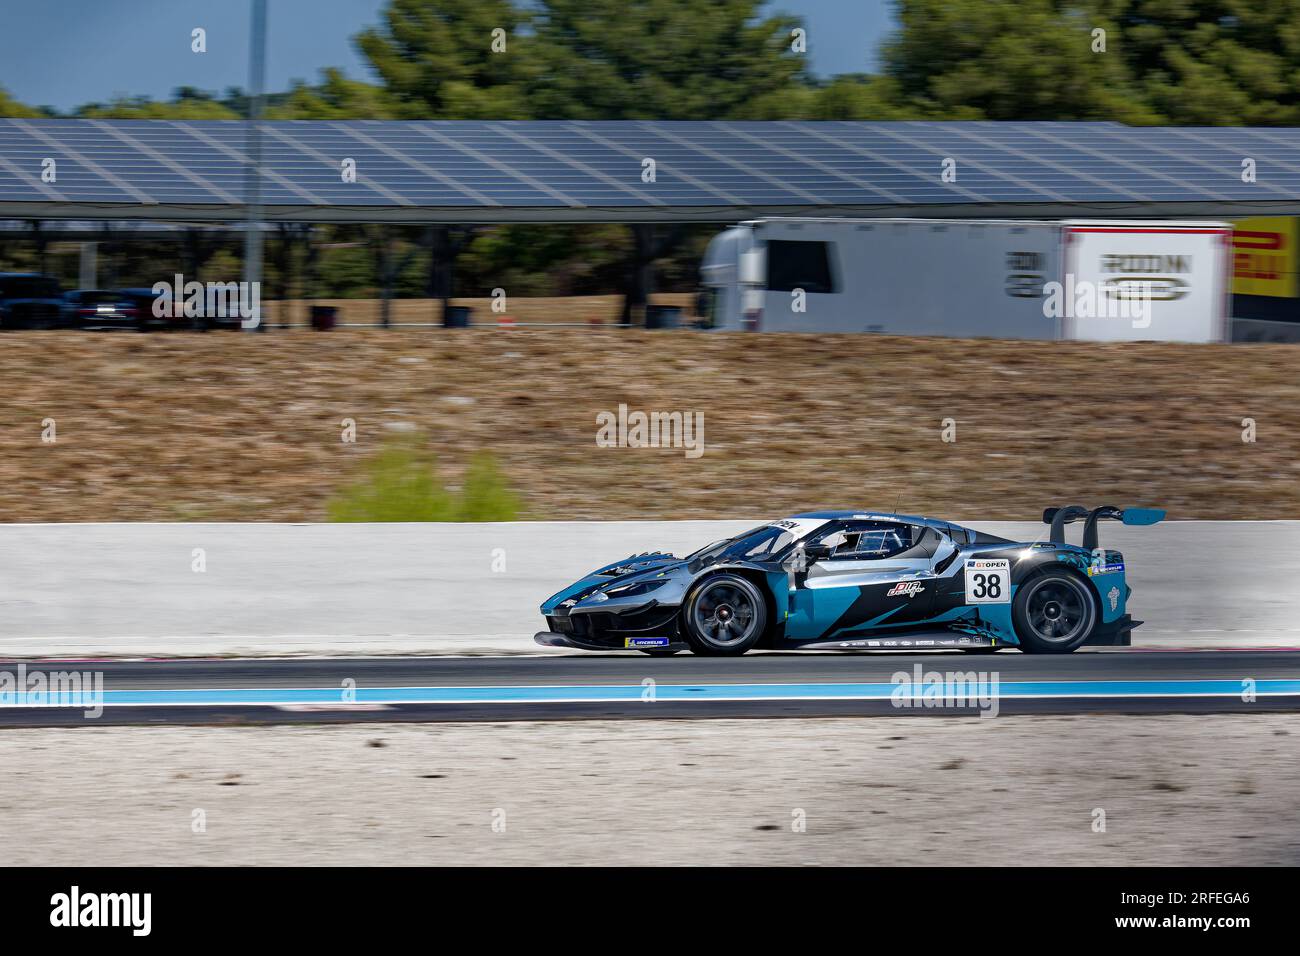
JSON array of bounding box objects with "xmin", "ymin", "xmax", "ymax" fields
[
  {"xmin": 456, "ymin": 452, "xmax": 522, "ymax": 521},
  {"xmin": 327, "ymin": 443, "xmax": 520, "ymax": 522}
]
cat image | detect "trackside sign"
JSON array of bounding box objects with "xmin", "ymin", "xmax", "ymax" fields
[
  {"xmin": 1063, "ymin": 223, "xmax": 1230, "ymax": 342},
  {"xmin": 1231, "ymin": 216, "xmax": 1297, "ymax": 298}
]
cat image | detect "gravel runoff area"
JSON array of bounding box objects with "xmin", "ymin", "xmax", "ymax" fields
[
  {"xmin": 4, "ymin": 713, "xmax": 1296, "ymax": 865},
  {"xmin": 3, "ymin": 329, "xmax": 1299, "ymax": 522}
]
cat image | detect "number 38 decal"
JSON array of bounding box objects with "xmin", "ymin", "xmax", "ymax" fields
[{"xmin": 964, "ymin": 558, "xmax": 1011, "ymax": 604}]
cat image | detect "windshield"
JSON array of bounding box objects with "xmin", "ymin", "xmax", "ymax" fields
[{"xmin": 687, "ymin": 525, "xmax": 798, "ymax": 563}]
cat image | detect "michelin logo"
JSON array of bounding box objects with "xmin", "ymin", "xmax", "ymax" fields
[{"xmin": 624, "ymin": 637, "xmax": 670, "ymax": 648}]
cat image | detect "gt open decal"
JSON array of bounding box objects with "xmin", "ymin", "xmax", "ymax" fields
[{"xmin": 965, "ymin": 558, "xmax": 1010, "ymax": 604}]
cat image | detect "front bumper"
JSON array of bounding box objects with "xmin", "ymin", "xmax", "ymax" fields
[{"xmin": 542, "ymin": 601, "xmax": 682, "ymax": 643}]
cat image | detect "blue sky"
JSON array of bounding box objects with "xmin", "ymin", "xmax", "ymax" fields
[{"xmin": 0, "ymin": 0, "xmax": 894, "ymax": 111}]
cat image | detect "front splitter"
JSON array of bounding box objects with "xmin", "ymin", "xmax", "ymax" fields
[{"xmin": 533, "ymin": 631, "xmax": 690, "ymax": 654}]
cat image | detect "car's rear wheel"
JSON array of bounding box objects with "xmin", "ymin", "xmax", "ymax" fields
[
  {"xmin": 682, "ymin": 574, "xmax": 766, "ymax": 656},
  {"xmin": 1013, "ymin": 570, "xmax": 1097, "ymax": 654}
]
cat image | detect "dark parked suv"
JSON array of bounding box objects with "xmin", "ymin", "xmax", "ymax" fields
[{"xmin": 0, "ymin": 273, "xmax": 64, "ymax": 329}]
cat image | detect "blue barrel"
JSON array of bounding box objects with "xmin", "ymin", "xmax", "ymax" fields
[
  {"xmin": 645, "ymin": 305, "xmax": 682, "ymax": 329},
  {"xmin": 444, "ymin": 305, "xmax": 473, "ymax": 328}
]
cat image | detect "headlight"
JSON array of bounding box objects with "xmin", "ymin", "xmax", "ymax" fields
[{"xmin": 603, "ymin": 578, "xmax": 669, "ymax": 598}]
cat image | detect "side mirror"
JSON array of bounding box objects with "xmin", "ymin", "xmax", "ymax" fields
[{"xmin": 802, "ymin": 543, "xmax": 832, "ymax": 562}]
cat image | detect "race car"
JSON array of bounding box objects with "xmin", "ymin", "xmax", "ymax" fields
[{"xmin": 536, "ymin": 506, "xmax": 1164, "ymax": 656}]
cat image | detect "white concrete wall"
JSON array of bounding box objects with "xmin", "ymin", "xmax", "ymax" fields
[{"xmin": 0, "ymin": 521, "xmax": 1294, "ymax": 656}]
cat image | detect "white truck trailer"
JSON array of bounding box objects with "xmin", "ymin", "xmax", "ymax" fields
[{"xmin": 698, "ymin": 218, "xmax": 1231, "ymax": 342}]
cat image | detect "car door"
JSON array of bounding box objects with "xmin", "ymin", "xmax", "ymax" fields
[{"xmin": 784, "ymin": 522, "xmax": 950, "ymax": 640}]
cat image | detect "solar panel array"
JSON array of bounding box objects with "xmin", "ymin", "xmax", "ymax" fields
[{"xmin": 1, "ymin": 118, "xmax": 1299, "ymax": 221}]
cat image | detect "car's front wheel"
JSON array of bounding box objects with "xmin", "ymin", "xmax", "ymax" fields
[
  {"xmin": 682, "ymin": 574, "xmax": 767, "ymax": 656},
  {"xmin": 1013, "ymin": 570, "xmax": 1097, "ymax": 654}
]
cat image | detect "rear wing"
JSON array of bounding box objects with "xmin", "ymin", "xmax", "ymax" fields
[{"xmin": 1043, "ymin": 505, "xmax": 1165, "ymax": 551}]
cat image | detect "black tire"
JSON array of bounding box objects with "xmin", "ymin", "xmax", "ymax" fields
[
  {"xmin": 682, "ymin": 574, "xmax": 767, "ymax": 656},
  {"xmin": 1012, "ymin": 569, "xmax": 1097, "ymax": 654}
]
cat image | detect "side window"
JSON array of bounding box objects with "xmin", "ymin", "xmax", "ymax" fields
[
  {"xmin": 853, "ymin": 523, "xmax": 915, "ymax": 558},
  {"xmin": 812, "ymin": 529, "xmax": 853, "ymax": 556},
  {"xmin": 813, "ymin": 522, "xmax": 920, "ymax": 560},
  {"xmin": 765, "ymin": 240, "xmax": 837, "ymax": 294}
]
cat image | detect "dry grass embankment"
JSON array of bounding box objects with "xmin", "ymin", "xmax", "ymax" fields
[{"xmin": 1, "ymin": 328, "xmax": 1297, "ymax": 521}]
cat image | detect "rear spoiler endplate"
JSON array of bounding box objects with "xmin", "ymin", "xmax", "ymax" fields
[{"xmin": 1042, "ymin": 505, "xmax": 1166, "ymax": 550}]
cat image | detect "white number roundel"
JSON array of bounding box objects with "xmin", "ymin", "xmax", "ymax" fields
[{"xmin": 965, "ymin": 558, "xmax": 1010, "ymax": 604}]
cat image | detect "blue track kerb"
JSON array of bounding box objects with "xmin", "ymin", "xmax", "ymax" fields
[{"xmin": 4, "ymin": 679, "xmax": 1300, "ymax": 707}]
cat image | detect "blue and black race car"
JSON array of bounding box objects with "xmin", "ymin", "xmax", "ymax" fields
[{"xmin": 537, "ymin": 506, "xmax": 1164, "ymax": 656}]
